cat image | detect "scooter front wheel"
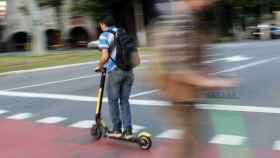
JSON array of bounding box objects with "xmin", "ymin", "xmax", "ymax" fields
[
  {"xmin": 138, "ymin": 135, "xmax": 152, "ymax": 150},
  {"xmin": 90, "ymin": 125, "xmax": 102, "ymax": 140}
]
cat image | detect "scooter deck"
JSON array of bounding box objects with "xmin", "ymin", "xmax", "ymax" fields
[{"xmin": 105, "ymin": 135, "xmax": 138, "ymax": 143}]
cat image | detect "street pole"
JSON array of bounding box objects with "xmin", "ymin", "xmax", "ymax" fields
[{"xmin": 28, "ymin": 0, "xmax": 46, "ymax": 55}]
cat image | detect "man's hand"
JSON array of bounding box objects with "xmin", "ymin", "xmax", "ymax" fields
[{"xmin": 94, "ymin": 64, "xmax": 103, "ymax": 72}]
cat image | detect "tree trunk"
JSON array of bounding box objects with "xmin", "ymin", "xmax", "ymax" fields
[
  {"xmin": 30, "ymin": 0, "xmax": 46, "ymax": 55},
  {"xmin": 55, "ymin": 6, "xmax": 63, "ymax": 45}
]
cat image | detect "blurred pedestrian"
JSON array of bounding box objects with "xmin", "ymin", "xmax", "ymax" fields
[{"xmin": 150, "ymin": 0, "xmax": 237, "ymax": 157}]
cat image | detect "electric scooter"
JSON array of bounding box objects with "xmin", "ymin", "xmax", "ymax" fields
[{"xmin": 90, "ymin": 68, "xmax": 152, "ymax": 150}]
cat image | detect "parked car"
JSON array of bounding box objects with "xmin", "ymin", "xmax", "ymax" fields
[
  {"xmin": 87, "ymin": 40, "xmax": 99, "ymax": 49},
  {"xmin": 270, "ymin": 26, "xmax": 280, "ymax": 39},
  {"xmin": 249, "ymin": 27, "xmax": 262, "ymax": 39},
  {"xmin": 249, "ymin": 24, "xmax": 280, "ymax": 40}
]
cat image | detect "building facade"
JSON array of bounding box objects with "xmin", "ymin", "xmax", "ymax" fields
[
  {"xmin": 3, "ymin": 0, "xmax": 97, "ymax": 51},
  {"xmin": 2, "ymin": 0, "xmax": 158, "ymax": 51}
]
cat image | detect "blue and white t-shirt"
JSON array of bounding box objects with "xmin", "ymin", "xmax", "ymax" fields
[{"xmin": 98, "ymin": 26, "xmax": 118, "ymax": 73}]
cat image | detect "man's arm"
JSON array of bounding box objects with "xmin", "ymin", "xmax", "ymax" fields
[{"xmin": 95, "ymin": 49, "xmax": 110, "ymax": 71}]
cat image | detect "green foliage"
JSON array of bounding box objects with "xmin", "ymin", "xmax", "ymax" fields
[
  {"xmin": 72, "ymin": 0, "xmax": 111, "ymax": 21},
  {"xmin": 72, "ymin": 0, "xmax": 134, "ymax": 21},
  {"xmin": 225, "ymin": 0, "xmax": 280, "ymax": 9}
]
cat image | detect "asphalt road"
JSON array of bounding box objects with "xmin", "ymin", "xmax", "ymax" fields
[{"xmin": 1, "ymin": 40, "xmax": 280, "ymax": 158}]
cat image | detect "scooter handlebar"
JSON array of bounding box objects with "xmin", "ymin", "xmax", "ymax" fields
[{"xmin": 94, "ymin": 68, "xmax": 106, "ymax": 73}]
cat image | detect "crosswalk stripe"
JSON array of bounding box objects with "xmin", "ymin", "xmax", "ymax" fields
[
  {"xmin": 132, "ymin": 125, "xmax": 145, "ymax": 133},
  {"xmin": 6, "ymin": 113, "xmax": 33, "ymax": 120},
  {"xmin": 273, "ymin": 140, "xmax": 280, "ymax": 150},
  {"xmin": 156, "ymin": 129, "xmax": 184, "ymax": 139},
  {"xmin": 36, "ymin": 117, "xmax": 67, "ymax": 124},
  {"xmin": 209, "ymin": 134, "xmax": 247, "ymax": 146},
  {"xmin": 0, "ymin": 109, "xmax": 8, "ymax": 115},
  {"xmin": 69, "ymin": 120, "xmax": 96, "ymax": 128}
]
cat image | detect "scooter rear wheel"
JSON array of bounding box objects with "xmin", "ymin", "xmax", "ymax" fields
[
  {"xmin": 90, "ymin": 125, "xmax": 102, "ymax": 140},
  {"xmin": 138, "ymin": 135, "xmax": 152, "ymax": 150}
]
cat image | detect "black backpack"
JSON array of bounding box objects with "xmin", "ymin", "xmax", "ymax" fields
[{"xmin": 108, "ymin": 28, "xmax": 138, "ymax": 71}]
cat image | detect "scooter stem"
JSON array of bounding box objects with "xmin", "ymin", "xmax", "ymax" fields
[{"xmin": 95, "ymin": 68, "xmax": 107, "ymax": 123}]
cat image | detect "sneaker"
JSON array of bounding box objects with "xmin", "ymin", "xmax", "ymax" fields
[
  {"xmin": 123, "ymin": 129, "xmax": 133, "ymax": 140},
  {"xmin": 107, "ymin": 130, "xmax": 122, "ymax": 138}
]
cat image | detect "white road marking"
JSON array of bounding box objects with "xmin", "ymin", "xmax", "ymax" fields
[
  {"xmin": 209, "ymin": 134, "xmax": 247, "ymax": 146},
  {"xmin": 225, "ymin": 56, "xmax": 251, "ymax": 62},
  {"xmin": 204, "ymin": 58, "xmax": 226, "ymax": 64},
  {"xmin": 36, "ymin": 116, "xmax": 67, "ymax": 124},
  {"xmin": 0, "ymin": 61, "xmax": 98, "ymax": 76},
  {"xmin": 0, "ymin": 91, "xmax": 170, "ymax": 106},
  {"xmin": 132, "ymin": 125, "xmax": 145, "ymax": 133},
  {"xmin": 129, "ymin": 56, "xmax": 280, "ymax": 97},
  {"xmin": 214, "ymin": 56, "xmax": 280, "ymax": 74},
  {"xmin": 3, "ymin": 91, "xmax": 280, "ymax": 114},
  {"xmin": 0, "ymin": 109, "xmax": 8, "ymax": 115},
  {"xmin": 273, "ymin": 140, "xmax": 280, "ymax": 150},
  {"xmin": 70, "ymin": 121, "xmax": 144, "ymax": 132},
  {"xmin": 3, "ymin": 55, "xmax": 276, "ymax": 92},
  {"xmin": 130, "ymin": 89, "xmax": 160, "ymax": 98},
  {"xmin": 2, "ymin": 74, "xmax": 99, "ymax": 91},
  {"xmin": 0, "ymin": 91, "xmax": 100, "ymax": 102},
  {"xmin": 7, "ymin": 113, "xmax": 33, "ymax": 120},
  {"xmin": 70, "ymin": 120, "xmax": 96, "ymax": 128},
  {"xmin": 156, "ymin": 129, "xmax": 184, "ymax": 139},
  {"xmin": 204, "ymin": 53, "xmax": 223, "ymax": 57},
  {"xmin": 210, "ymin": 42, "xmax": 255, "ymax": 49},
  {"xmin": 197, "ymin": 104, "xmax": 280, "ymax": 114},
  {"xmin": 204, "ymin": 55, "xmax": 251, "ymax": 64}
]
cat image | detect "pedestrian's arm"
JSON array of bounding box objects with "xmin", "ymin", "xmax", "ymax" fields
[
  {"xmin": 95, "ymin": 49, "xmax": 109, "ymax": 71},
  {"xmin": 99, "ymin": 49, "xmax": 110, "ymax": 66}
]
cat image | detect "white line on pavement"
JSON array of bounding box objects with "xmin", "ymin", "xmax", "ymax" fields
[
  {"xmin": 204, "ymin": 58, "xmax": 226, "ymax": 64},
  {"xmin": 6, "ymin": 113, "xmax": 33, "ymax": 120},
  {"xmin": 204, "ymin": 55, "xmax": 251, "ymax": 64},
  {"xmin": 214, "ymin": 56, "xmax": 280, "ymax": 74},
  {"xmin": 0, "ymin": 61, "xmax": 99, "ymax": 76},
  {"xmin": 70, "ymin": 120, "xmax": 96, "ymax": 128},
  {"xmin": 36, "ymin": 116, "xmax": 67, "ymax": 124},
  {"xmin": 0, "ymin": 91, "xmax": 170, "ymax": 106},
  {"xmin": 0, "ymin": 53, "xmax": 153, "ymax": 77},
  {"xmin": 3, "ymin": 91, "xmax": 280, "ymax": 114},
  {"xmin": 2, "ymin": 74, "xmax": 99, "ymax": 91},
  {"xmin": 156, "ymin": 129, "xmax": 184, "ymax": 139},
  {"xmin": 273, "ymin": 140, "xmax": 280, "ymax": 150},
  {"xmin": 128, "ymin": 56, "xmax": 280, "ymax": 98},
  {"xmin": 197, "ymin": 104, "xmax": 280, "ymax": 114},
  {"xmin": 209, "ymin": 134, "xmax": 247, "ymax": 146},
  {"xmin": 0, "ymin": 109, "xmax": 8, "ymax": 115},
  {"xmin": 4, "ymin": 55, "xmax": 278, "ymax": 93},
  {"xmin": 132, "ymin": 125, "xmax": 145, "ymax": 133},
  {"xmin": 130, "ymin": 89, "xmax": 160, "ymax": 98}
]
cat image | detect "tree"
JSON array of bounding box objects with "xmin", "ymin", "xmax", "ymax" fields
[
  {"xmin": 73, "ymin": 0, "xmax": 137, "ymax": 38},
  {"xmin": 73, "ymin": 0, "xmax": 110, "ymax": 21},
  {"xmin": 72, "ymin": 0, "xmax": 135, "ymax": 21}
]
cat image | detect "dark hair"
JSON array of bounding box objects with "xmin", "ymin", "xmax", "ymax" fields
[{"xmin": 99, "ymin": 16, "xmax": 116, "ymax": 27}]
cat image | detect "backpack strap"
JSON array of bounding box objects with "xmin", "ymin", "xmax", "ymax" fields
[{"xmin": 105, "ymin": 29, "xmax": 121, "ymax": 69}]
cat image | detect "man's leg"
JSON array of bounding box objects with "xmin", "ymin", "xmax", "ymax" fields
[
  {"xmin": 107, "ymin": 69, "xmax": 122, "ymax": 134},
  {"xmin": 120, "ymin": 71, "xmax": 134, "ymax": 138}
]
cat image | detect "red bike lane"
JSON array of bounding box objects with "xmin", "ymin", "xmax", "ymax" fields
[{"xmin": 0, "ymin": 119, "xmax": 279, "ymax": 158}]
